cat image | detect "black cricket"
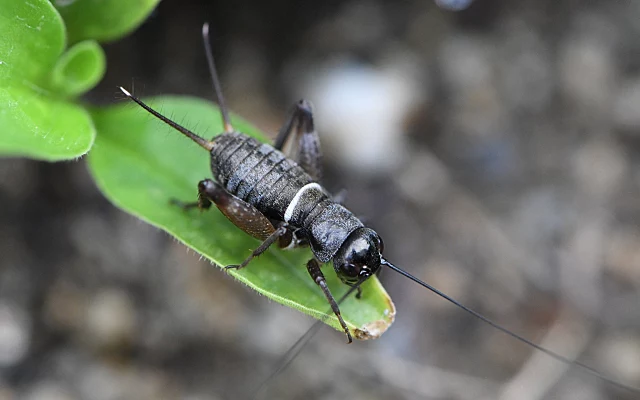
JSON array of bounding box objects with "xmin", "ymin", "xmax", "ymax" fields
[{"xmin": 119, "ymin": 23, "xmax": 638, "ymax": 393}]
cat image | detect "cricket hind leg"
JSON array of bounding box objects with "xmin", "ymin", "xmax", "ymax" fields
[
  {"xmin": 274, "ymin": 100, "xmax": 323, "ymax": 182},
  {"xmin": 196, "ymin": 179, "xmax": 279, "ymax": 240},
  {"xmin": 172, "ymin": 178, "xmax": 291, "ymax": 270},
  {"xmin": 306, "ymin": 259, "xmax": 352, "ymax": 343},
  {"xmin": 173, "ymin": 179, "xmax": 278, "ymax": 240}
]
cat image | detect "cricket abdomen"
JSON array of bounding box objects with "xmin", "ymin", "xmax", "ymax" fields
[{"xmin": 210, "ymin": 132, "xmax": 313, "ymax": 221}]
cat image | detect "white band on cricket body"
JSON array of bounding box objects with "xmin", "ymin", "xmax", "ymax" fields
[{"xmin": 284, "ymin": 182, "xmax": 323, "ymax": 223}]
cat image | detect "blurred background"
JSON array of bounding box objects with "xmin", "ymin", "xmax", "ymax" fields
[{"xmin": 2, "ymin": 0, "xmax": 640, "ymax": 399}]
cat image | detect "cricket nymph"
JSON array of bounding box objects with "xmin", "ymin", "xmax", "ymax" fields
[
  {"xmin": 120, "ymin": 77, "xmax": 384, "ymax": 343},
  {"xmin": 210, "ymin": 131, "xmax": 367, "ymax": 265}
]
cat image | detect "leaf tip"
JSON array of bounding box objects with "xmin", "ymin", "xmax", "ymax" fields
[{"xmin": 354, "ymin": 297, "xmax": 396, "ymax": 340}]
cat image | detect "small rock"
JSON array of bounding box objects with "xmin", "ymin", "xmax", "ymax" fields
[
  {"xmin": 83, "ymin": 289, "xmax": 137, "ymax": 350},
  {"xmin": 614, "ymin": 77, "xmax": 640, "ymax": 131},
  {"xmin": 22, "ymin": 381, "xmax": 76, "ymax": 400},
  {"xmin": 559, "ymin": 34, "xmax": 616, "ymax": 116},
  {"xmin": 598, "ymin": 334, "xmax": 640, "ymax": 385},
  {"xmin": 44, "ymin": 281, "xmax": 86, "ymax": 332},
  {"xmin": 0, "ymin": 380, "xmax": 15, "ymax": 400},
  {"xmin": 301, "ymin": 58, "xmax": 421, "ymax": 175},
  {"xmin": 435, "ymin": 0, "xmax": 474, "ymax": 11},
  {"xmin": 0, "ymin": 303, "xmax": 29, "ymax": 367},
  {"xmin": 397, "ymin": 151, "xmax": 450, "ymax": 207},
  {"xmin": 605, "ymin": 228, "xmax": 640, "ymax": 283},
  {"xmin": 571, "ymin": 138, "xmax": 626, "ymax": 200}
]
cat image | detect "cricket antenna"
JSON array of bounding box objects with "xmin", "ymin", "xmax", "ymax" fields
[
  {"xmin": 380, "ymin": 257, "xmax": 640, "ymax": 394},
  {"xmin": 118, "ymin": 87, "xmax": 215, "ymax": 151},
  {"xmin": 202, "ymin": 22, "xmax": 233, "ymax": 133}
]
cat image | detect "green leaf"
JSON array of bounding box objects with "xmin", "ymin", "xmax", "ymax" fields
[
  {"xmin": 54, "ymin": 0, "xmax": 160, "ymax": 44},
  {"xmin": 0, "ymin": 0, "xmax": 65, "ymax": 86},
  {"xmin": 47, "ymin": 40, "xmax": 105, "ymax": 98},
  {"xmin": 0, "ymin": 0, "xmax": 95, "ymax": 160},
  {"xmin": 88, "ymin": 97, "xmax": 395, "ymax": 339},
  {"xmin": 0, "ymin": 85, "xmax": 94, "ymax": 159}
]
